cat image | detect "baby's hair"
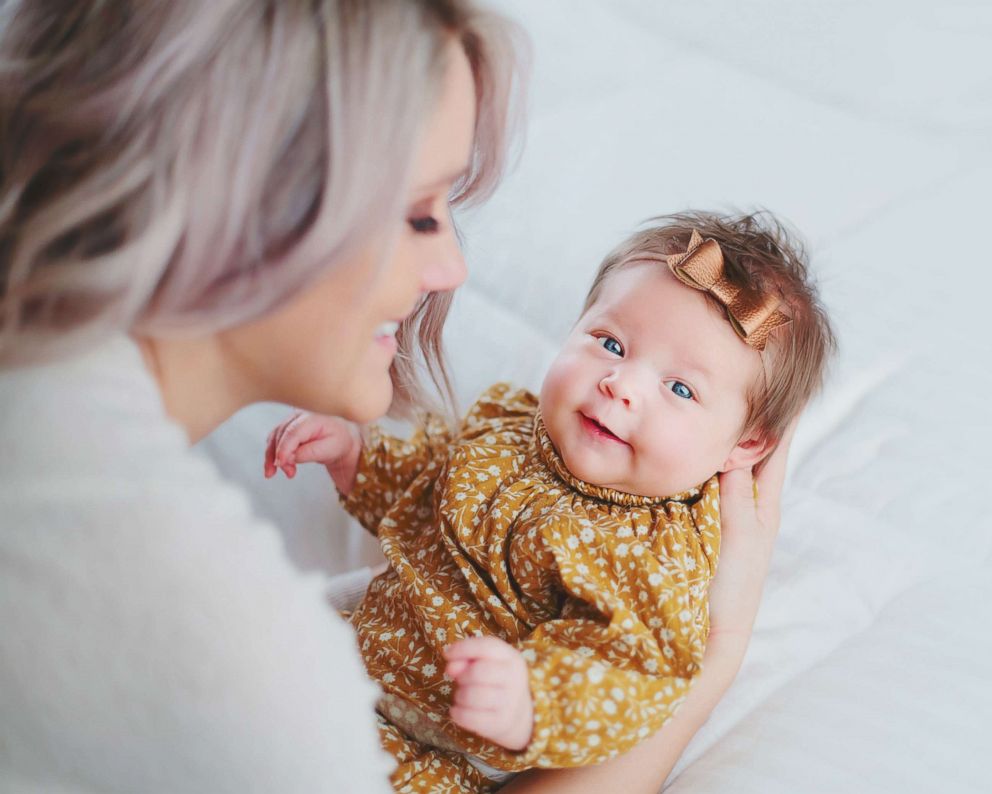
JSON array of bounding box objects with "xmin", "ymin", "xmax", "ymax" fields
[{"xmin": 583, "ymin": 210, "xmax": 836, "ymax": 444}]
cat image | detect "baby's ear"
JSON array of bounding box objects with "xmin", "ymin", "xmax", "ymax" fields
[{"xmin": 719, "ymin": 432, "xmax": 778, "ymax": 473}]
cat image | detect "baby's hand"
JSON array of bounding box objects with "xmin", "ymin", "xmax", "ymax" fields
[
  {"xmin": 444, "ymin": 637, "xmax": 533, "ymax": 751},
  {"xmin": 264, "ymin": 411, "xmax": 361, "ymax": 494}
]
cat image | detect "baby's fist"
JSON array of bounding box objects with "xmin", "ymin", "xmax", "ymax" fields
[
  {"xmin": 444, "ymin": 636, "xmax": 533, "ymax": 751},
  {"xmin": 263, "ymin": 410, "xmax": 360, "ymax": 494}
]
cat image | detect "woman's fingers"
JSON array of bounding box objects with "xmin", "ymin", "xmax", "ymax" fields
[
  {"xmin": 720, "ymin": 415, "xmax": 802, "ymax": 539},
  {"xmin": 710, "ymin": 416, "xmax": 806, "ymax": 642},
  {"xmin": 753, "ymin": 416, "xmax": 800, "ymax": 531},
  {"xmin": 717, "ymin": 466, "xmax": 755, "ymax": 517}
]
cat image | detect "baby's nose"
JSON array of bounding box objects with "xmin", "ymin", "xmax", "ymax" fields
[{"xmin": 599, "ymin": 368, "xmax": 641, "ymax": 409}]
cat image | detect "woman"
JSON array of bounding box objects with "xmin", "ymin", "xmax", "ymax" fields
[{"xmin": 0, "ymin": 1, "xmax": 787, "ymax": 791}]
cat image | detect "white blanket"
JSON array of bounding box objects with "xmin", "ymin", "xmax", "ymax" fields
[{"xmin": 201, "ymin": 2, "xmax": 992, "ymax": 790}]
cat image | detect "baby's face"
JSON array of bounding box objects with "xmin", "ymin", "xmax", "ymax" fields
[{"xmin": 539, "ymin": 262, "xmax": 763, "ymax": 498}]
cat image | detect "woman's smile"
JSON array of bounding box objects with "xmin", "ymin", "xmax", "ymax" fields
[{"xmin": 374, "ymin": 321, "xmax": 400, "ymax": 354}]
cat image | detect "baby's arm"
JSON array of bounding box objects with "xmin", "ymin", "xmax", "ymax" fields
[
  {"xmin": 264, "ymin": 411, "xmax": 362, "ymax": 496},
  {"xmin": 444, "ymin": 606, "xmax": 704, "ymax": 770},
  {"xmin": 444, "ymin": 636, "xmax": 533, "ymax": 751},
  {"xmin": 453, "ymin": 520, "xmax": 714, "ymax": 772},
  {"xmin": 265, "ymin": 411, "xmax": 453, "ymax": 535}
]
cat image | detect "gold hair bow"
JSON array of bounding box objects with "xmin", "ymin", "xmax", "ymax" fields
[{"xmin": 667, "ymin": 230, "xmax": 790, "ymax": 351}]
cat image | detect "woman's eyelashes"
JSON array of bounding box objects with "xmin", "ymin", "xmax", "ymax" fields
[
  {"xmin": 407, "ymin": 196, "xmax": 446, "ymax": 234},
  {"xmin": 408, "ymin": 215, "xmax": 440, "ymax": 234},
  {"xmin": 596, "ymin": 334, "xmax": 624, "ymax": 356}
]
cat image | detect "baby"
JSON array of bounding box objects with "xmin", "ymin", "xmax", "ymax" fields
[{"xmin": 265, "ymin": 211, "xmax": 834, "ymax": 792}]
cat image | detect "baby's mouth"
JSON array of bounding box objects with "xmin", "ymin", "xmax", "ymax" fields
[{"xmin": 579, "ymin": 413, "xmax": 628, "ymax": 446}]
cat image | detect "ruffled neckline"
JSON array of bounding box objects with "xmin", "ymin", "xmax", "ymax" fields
[{"xmin": 533, "ymin": 412, "xmax": 701, "ymax": 507}]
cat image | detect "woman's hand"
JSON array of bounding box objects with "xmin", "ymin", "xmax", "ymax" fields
[
  {"xmin": 500, "ymin": 420, "xmax": 800, "ymax": 794},
  {"xmin": 707, "ymin": 418, "xmax": 797, "ymax": 652},
  {"xmin": 263, "ymin": 411, "xmax": 363, "ymax": 496}
]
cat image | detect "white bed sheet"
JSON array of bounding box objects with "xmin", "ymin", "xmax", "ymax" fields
[{"xmin": 200, "ymin": 2, "xmax": 992, "ymax": 790}]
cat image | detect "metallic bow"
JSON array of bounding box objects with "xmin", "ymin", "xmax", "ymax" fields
[{"xmin": 667, "ymin": 230, "xmax": 790, "ymax": 351}]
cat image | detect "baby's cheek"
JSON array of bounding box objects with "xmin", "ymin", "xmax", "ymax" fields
[
  {"xmin": 641, "ymin": 426, "xmax": 705, "ymax": 480},
  {"xmin": 543, "ymin": 350, "xmax": 578, "ymax": 387},
  {"xmin": 639, "ymin": 437, "xmax": 681, "ymax": 476},
  {"xmin": 539, "ymin": 357, "xmax": 577, "ymax": 415}
]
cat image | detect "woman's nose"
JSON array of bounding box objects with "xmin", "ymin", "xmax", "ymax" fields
[{"xmin": 419, "ymin": 233, "xmax": 467, "ymax": 293}]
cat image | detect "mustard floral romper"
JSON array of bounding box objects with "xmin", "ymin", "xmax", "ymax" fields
[{"xmin": 343, "ymin": 384, "xmax": 721, "ymax": 793}]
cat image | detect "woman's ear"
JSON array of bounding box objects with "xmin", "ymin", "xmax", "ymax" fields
[{"xmin": 719, "ymin": 432, "xmax": 778, "ymax": 473}]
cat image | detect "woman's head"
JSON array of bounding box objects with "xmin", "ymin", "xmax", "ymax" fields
[
  {"xmin": 222, "ymin": 35, "xmax": 483, "ymax": 423},
  {"xmin": 0, "ymin": 0, "xmax": 523, "ymax": 420}
]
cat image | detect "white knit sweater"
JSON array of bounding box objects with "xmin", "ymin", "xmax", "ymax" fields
[{"xmin": 0, "ymin": 336, "xmax": 393, "ymax": 793}]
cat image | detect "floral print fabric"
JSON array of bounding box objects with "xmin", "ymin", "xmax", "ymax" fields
[{"xmin": 344, "ymin": 384, "xmax": 721, "ymax": 782}]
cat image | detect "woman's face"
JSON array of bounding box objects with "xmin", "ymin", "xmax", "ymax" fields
[{"xmin": 224, "ymin": 42, "xmax": 476, "ymax": 422}]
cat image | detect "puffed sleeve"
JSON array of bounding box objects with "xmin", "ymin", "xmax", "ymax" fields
[
  {"xmin": 341, "ymin": 416, "xmax": 452, "ymax": 535},
  {"xmin": 457, "ymin": 382, "xmax": 538, "ymax": 442},
  {"xmin": 479, "ymin": 480, "xmax": 721, "ymax": 771}
]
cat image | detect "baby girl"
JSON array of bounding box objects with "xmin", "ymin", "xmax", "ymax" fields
[{"xmin": 265, "ymin": 211, "xmax": 834, "ymax": 792}]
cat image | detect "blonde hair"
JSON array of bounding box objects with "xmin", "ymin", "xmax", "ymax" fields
[
  {"xmin": 584, "ymin": 210, "xmax": 836, "ymax": 443},
  {"xmin": 0, "ymin": 0, "xmax": 523, "ymax": 414}
]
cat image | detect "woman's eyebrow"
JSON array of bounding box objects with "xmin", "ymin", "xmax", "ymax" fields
[{"xmin": 414, "ymin": 167, "xmax": 470, "ymax": 195}]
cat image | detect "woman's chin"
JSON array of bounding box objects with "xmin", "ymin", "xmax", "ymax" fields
[{"xmin": 338, "ymin": 372, "xmax": 394, "ymax": 425}]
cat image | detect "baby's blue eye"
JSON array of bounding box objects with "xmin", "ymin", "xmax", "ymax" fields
[
  {"xmin": 669, "ymin": 381, "xmax": 693, "ymax": 400},
  {"xmin": 598, "ymin": 336, "xmax": 623, "ymax": 356}
]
